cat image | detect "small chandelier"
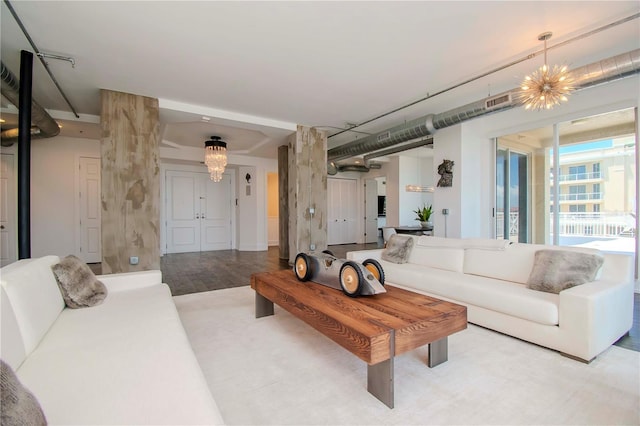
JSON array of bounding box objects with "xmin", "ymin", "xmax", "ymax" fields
[
  {"xmin": 519, "ymin": 32, "xmax": 574, "ymax": 111},
  {"xmin": 204, "ymin": 136, "xmax": 227, "ymax": 182}
]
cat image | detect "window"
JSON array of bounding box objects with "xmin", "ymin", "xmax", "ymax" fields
[
  {"xmin": 593, "ymin": 183, "xmax": 601, "ymax": 199},
  {"xmin": 593, "ymin": 204, "xmax": 600, "ymax": 213},
  {"xmin": 569, "ymin": 185, "xmax": 587, "ymax": 200},
  {"xmin": 570, "ymin": 205, "xmax": 586, "ymax": 212},
  {"xmin": 593, "ymin": 163, "xmax": 601, "ymax": 175},
  {"xmin": 569, "ymin": 165, "xmax": 587, "ymax": 180}
]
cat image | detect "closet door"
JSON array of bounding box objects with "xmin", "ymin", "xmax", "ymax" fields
[
  {"xmin": 327, "ymin": 178, "xmax": 358, "ymax": 245},
  {"xmin": 166, "ymin": 171, "xmax": 201, "ymax": 253},
  {"xmin": 200, "ymin": 174, "xmax": 232, "ymax": 251},
  {"xmin": 342, "ymin": 179, "xmax": 358, "ymax": 244},
  {"xmin": 327, "ymin": 179, "xmax": 341, "ymax": 245}
]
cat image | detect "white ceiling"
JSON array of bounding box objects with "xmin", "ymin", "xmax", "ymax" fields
[{"xmin": 1, "ymin": 1, "xmax": 639, "ymax": 159}]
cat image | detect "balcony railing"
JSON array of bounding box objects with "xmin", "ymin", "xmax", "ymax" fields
[
  {"xmin": 557, "ymin": 171, "xmax": 601, "ymax": 182},
  {"xmin": 496, "ymin": 211, "xmax": 633, "ymax": 238},
  {"xmin": 550, "ymin": 171, "xmax": 602, "ymax": 185},
  {"xmin": 551, "ymin": 192, "xmax": 602, "ymax": 202}
]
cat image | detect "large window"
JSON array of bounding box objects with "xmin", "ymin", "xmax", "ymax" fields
[{"xmin": 496, "ymin": 108, "xmax": 637, "ymax": 261}]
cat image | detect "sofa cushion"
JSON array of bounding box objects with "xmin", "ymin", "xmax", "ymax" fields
[
  {"xmin": 0, "ymin": 359, "xmax": 47, "ymax": 426},
  {"xmin": 381, "ymin": 234, "xmax": 414, "ymax": 264},
  {"xmin": 416, "ymin": 236, "xmax": 511, "ymax": 250},
  {"xmin": 408, "ymin": 246, "xmax": 465, "ymax": 273},
  {"xmin": 527, "ymin": 250, "xmax": 604, "ymax": 294},
  {"xmin": 51, "ymin": 255, "xmax": 107, "ymax": 308},
  {"xmin": 463, "ymin": 243, "xmax": 602, "ymax": 284},
  {"xmin": 380, "ymin": 262, "xmax": 559, "ymax": 326},
  {"xmin": 0, "ymin": 256, "xmax": 64, "ymax": 366}
]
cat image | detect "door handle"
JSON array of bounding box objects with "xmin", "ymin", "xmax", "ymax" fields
[{"xmin": 196, "ymin": 214, "xmax": 200, "ymax": 219}]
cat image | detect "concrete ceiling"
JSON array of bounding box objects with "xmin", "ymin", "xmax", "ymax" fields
[{"xmin": 1, "ymin": 1, "xmax": 639, "ymax": 159}]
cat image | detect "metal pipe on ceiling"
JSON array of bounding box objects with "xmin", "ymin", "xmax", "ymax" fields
[
  {"xmin": 328, "ymin": 12, "xmax": 640, "ymax": 140},
  {"xmin": 3, "ymin": 0, "xmax": 80, "ymax": 118},
  {"xmin": 327, "ymin": 49, "xmax": 640, "ymax": 163}
]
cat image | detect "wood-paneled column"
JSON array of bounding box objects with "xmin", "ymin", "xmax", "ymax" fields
[
  {"xmin": 287, "ymin": 126, "xmax": 327, "ymax": 263},
  {"xmin": 100, "ymin": 90, "xmax": 160, "ymax": 273}
]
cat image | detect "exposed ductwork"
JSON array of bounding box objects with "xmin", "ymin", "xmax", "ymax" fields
[
  {"xmin": 327, "ymin": 161, "xmax": 382, "ymax": 175},
  {"xmin": 1, "ymin": 61, "xmax": 60, "ymax": 146},
  {"xmin": 328, "ymin": 49, "xmax": 640, "ymax": 163},
  {"xmin": 363, "ymin": 137, "xmax": 432, "ymax": 165}
]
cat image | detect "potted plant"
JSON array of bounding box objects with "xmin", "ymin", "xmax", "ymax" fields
[{"xmin": 414, "ymin": 204, "xmax": 433, "ymax": 229}]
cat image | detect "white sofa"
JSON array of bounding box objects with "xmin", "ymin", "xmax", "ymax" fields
[
  {"xmin": 0, "ymin": 255, "xmax": 224, "ymax": 425},
  {"xmin": 348, "ymin": 236, "xmax": 635, "ymax": 362}
]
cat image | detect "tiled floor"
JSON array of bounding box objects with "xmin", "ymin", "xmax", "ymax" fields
[{"xmin": 92, "ymin": 241, "xmax": 639, "ymax": 353}]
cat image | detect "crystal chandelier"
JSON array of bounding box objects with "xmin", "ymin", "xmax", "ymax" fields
[
  {"xmin": 204, "ymin": 136, "xmax": 227, "ymax": 182},
  {"xmin": 519, "ymin": 32, "xmax": 574, "ymax": 111}
]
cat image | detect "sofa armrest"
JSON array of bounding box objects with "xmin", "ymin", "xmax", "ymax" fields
[
  {"xmin": 559, "ymin": 276, "xmax": 634, "ymax": 359},
  {"xmin": 346, "ymin": 249, "xmax": 384, "ymax": 262},
  {"xmin": 97, "ymin": 270, "xmax": 163, "ymax": 293}
]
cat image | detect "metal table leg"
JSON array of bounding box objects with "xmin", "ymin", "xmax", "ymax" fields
[
  {"xmin": 367, "ymin": 329, "xmax": 395, "ymax": 408},
  {"xmin": 255, "ymin": 292, "xmax": 274, "ymax": 318},
  {"xmin": 428, "ymin": 336, "xmax": 448, "ymax": 367}
]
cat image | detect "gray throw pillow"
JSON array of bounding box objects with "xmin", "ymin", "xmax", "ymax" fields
[
  {"xmin": 526, "ymin": 249, "xmax": 604, "ymax": 294},
  {"xmin": 51, "ymin": 255, "xmax": 108, "ymax": 308},
  {"xmin": 381, "ymin": 234, "xmax": 414, "ymax": 264},
  {"xmin": 1, "ymin": 359, "xmax": 47, "ymax": 426}
]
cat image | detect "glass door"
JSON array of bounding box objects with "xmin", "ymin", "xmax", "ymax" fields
[{"xmin": 496, "ymin": 148, "xmax": 530, "ymax": 243}]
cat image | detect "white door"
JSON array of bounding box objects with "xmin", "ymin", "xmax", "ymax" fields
[
  {"xmin": 78, "ymin": 157, "xmax": 101, "ymax": 263},
  {"xmin": 343, "ymin": 179, "xmax": 358, "ymax": 243},
  {"xmin": 166, "ymin": 170, "xmax": 232, "ymax": 253},
  {"xmin": 200, "ymin": 174, "xmax": 232, "ymax": 251},
  {"xmin": 327, "ymin": 178, "xmax": 358, "ymax": 245},
  {"xmin": 327, "ymin": 179, "xmax": 340, "ymax": 244},
  {"xmin": 166, "ymin": 171, "xmax": 201, "ymax": 253},
  {"xmin": 0, "ymin": 153, "xmax": 16, "ymax": 266},
  {"xmin": 364, "ymin": 179, "xmax": 378, "ymax": 243}
]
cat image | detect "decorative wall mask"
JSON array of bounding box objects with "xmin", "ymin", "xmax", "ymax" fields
[{"xmin": 437, "ymin": 159, "xmax": 454, "ymax": 187}]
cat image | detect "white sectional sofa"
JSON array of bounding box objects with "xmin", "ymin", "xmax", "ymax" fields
[
  {"xmin": 348, "ymin": 236, "xmax": 634, "ymax": 362},
  {"xmin": 0, "ymin": 255, "xmax": 224, "ymax": 425}
]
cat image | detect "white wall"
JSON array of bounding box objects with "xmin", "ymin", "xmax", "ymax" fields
[
  {"xmin": 398, "ymin": 155, "xmax": 434, "ymax": 227},
  {"xmin": 29, "ymin": 136, "xmax": 100, "ymax": 257},
  {"xmin": 432, "ymin": 126, "xmax": 463, "ymax": 237},
  {"xmin": 237, "ymin": 165, "xmax": 268, "ymax": 251}
]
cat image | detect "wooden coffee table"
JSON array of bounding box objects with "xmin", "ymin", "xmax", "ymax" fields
[{"xmin": 250, "ymin": 269, "xmax": 467, "ymax": 408}]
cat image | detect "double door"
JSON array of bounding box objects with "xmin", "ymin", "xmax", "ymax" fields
[
  {"xmin": 166, "ymin": 171, "xmax": 232, "ymax": 253},
  {"xmin": 328, "ymin": 178, "xmax": 358, "ymax": 245}
]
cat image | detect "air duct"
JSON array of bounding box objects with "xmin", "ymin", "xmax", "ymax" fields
[
  {"xmin": 328, "ymin": 49, "xmax": 640, "ymax": 163},
  {"xmin": 327, "ymin": 162, "xmax": 382, "ymax": 175},
  {"xmin": 1, "ymin": 61, "xmax": 60, "ymax": 146},
  {"xmin": 363, "ymin": 137, "xmax": 433, "ymax": 164}
]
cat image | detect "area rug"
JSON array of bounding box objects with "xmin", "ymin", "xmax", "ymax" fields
[{"xmin": 174, "ymin": 286, "xmax": 640, "ymax": 425}]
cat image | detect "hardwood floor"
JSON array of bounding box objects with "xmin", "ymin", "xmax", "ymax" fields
[{"xmin": 91, "ymin": 241, "xmax": 639, "ymax": 353}]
